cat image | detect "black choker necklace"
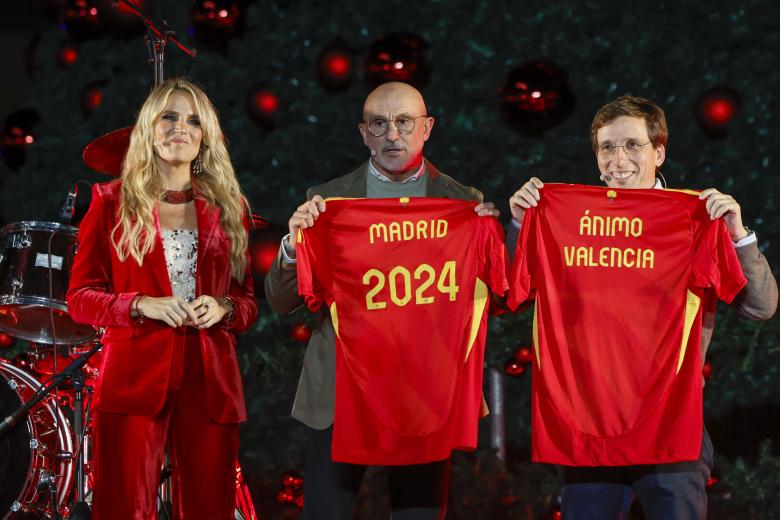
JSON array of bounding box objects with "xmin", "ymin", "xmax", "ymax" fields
[{"xmin": 160, "ymin": 187, "xmax": 194, "ymax": 204}]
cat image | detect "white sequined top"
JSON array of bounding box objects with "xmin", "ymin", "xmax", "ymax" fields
[{"xmin": 161, "ymin": 229, "xmax": 198, "ymax": 301}]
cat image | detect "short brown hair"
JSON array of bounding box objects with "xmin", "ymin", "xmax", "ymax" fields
[{"xmin": 590, "ymin": 96, "xmax": 668, "ymax": 152}]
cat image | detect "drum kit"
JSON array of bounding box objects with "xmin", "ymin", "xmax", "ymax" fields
[{"xmin": 0, "ymin": 3, "xmax": 258, "ymax": 520}]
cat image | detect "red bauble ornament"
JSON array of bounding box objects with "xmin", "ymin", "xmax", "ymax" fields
[
  {"xmin": 290, "ymin": 323, "xmax": 312, "ymax": 344},
  {"xmin": 294, "ymin": 493, "xmax": 304, "ymax": 508},
  {"xmin": 695, "ymin": 87, "xmax": 742, "ymax": 139},
  {"xmin": 255, "ymin": 92, "xmax": 279, "ymax": 113},
  {"xmin": 504, "ymin": 357, "xmax": 527, "ymax": 377},
  {"xmin": 246, "ymin": 84, "xmax": 280, "ymax": 130},
  {"xmin": 281, "ymin": 470, "xmax": 303, "ymax": 489},
  {"xmin": 1, "ymin": 108, "xmax": 40, "ymax": 170},
  {"xmin": 514, "ymin": 346, "xmax": 533, "ymax": 365},
  {"xmin": 499, "ymin": 60, "xmax": 575, "ymax": 136},
  {"xmin": 275, "ymin": 487, "xmax": 295, "ymax": 504},
  {"xmin": 316, "ymin": 39, "xmax": 354, "ymax": 93},
  {"xmin": 706, "ymin": 476, "xmax": 718, "ymax": 490},
  {"xmin": 0, "ymin": 332, "xmax": 14, "ymax": 348},
  {"xmin": 59, "ymin": 42, "xmax": 79, "ymax": 67},
  {"xmin": 61, "ymin": 0, "xmax": 103, "ymax": 41},
  {"xmin": 248, "ymin": 224, "xmax": 286, "ymax": 298},
  {"xmin": 81, "ymin": 80, "xmax": 109, "ymax": 116},
  {"xmin": 702, "ymin": 361, "xmax": 713, "ymax": 380},
  {"xmin": 362, "ymin": 33, "xmax": 429, "ymax": 88},
  {"xmin": 250, "ymin": 241, "xmax": 277, "ymax": 277},
  {"xmin": 190, "ymin": 0, "xmax": 247, "ymax": 51}
]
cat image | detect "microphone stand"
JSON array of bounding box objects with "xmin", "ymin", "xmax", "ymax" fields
[{"xmin": 115, "ymin": 0, "xmax": 197, "ymax": 86}]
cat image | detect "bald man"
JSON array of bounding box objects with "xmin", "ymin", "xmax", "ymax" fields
[{"xmin": 265, "ymin": 82, "xmax": 498, "ymax": 519}]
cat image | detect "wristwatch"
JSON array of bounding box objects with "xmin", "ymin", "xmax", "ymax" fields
[
  {"xmin": 734, "ymin": 226, "xmax": 754, "ymax": 243},
  {"xmin": 282, "ymin": 234, "xmax": 296, "ymax": 259}
]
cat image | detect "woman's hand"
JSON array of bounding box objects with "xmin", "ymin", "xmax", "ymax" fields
[
  {"xmin": 136, "ymin": 296, "xmax": 199, "ymax": 328},
  {"xmin": 190, "ymin": 295, "xmax": 232, "ymax": 329}
]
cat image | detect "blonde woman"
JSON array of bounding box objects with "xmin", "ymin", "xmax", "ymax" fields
[{"xmin": 67, "ymin": 77, "xmax": 257, "ymax": 519}]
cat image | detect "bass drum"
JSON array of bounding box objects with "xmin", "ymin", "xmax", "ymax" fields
[{"xmin": 0, "ymin": 360, "xmax": 75, "ymax": 518}]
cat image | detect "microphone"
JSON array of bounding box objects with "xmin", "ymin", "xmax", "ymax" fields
[
  {"xmin": 60, "ymin": 183, "xmax": 78, "ymax": 224},
  {"xmin": 59, "ymin": 181, "xmax": 92, "ymax": 226}
]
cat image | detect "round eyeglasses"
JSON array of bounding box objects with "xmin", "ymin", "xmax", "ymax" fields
[
  {"xmin": 363, "ymin": 115, "xmax": 428, "ymax": 137},
  {"xmin": 597, "ymin": 140, "xmax": 651, "ymax": 159}
]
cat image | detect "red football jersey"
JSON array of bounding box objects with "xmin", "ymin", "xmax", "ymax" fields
[
  {"xmin": 297, "ymin": 197, "xmax": 508, "ymax": 465},
  {"xmin": 508, "ymin": 184, "xmax": 746, "ymax": 466}
]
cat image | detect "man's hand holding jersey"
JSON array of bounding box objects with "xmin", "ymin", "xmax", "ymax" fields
[
  {"xmin": 509, "ymin": 177, "xmax": 544, "ymax": 225},
  {"xmin": 699, "ymin": 188, "xmax": 749, "ymax": 241}
]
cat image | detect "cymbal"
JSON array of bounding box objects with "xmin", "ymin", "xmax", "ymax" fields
[{"xmin": 82, "ymin": 126, "xmax": 132, "ymax": 176}]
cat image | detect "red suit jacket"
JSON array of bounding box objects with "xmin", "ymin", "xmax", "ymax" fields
[{"xmin": 66, "ymin": 180, "xmax": 257, "ymax": 424}]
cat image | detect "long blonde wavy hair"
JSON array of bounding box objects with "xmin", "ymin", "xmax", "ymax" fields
[{"xmin": 112, "ymin": 77, "xmax": 249, "ymax": 282}]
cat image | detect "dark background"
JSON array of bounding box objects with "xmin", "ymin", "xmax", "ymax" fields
[{"xmin": 1, "ymin": 1, "xmax": 778, "ymax": 518}]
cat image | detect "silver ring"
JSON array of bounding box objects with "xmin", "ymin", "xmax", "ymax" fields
[{"xmin": 204, "ymin": 304, "xmax": 209, "ymax": 311}]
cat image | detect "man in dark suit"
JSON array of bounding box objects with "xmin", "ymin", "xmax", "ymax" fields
[
  {"xmin": 508, "ymin": 95, "xmax": 778, "ymax": 520},
  {"xmin": 265, "ymin": 82, "xmax": 497, "ymax": 519}
]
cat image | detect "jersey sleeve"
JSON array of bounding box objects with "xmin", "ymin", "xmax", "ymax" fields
[
  {"xmin": 507, "ymin": 207, "xmax": 538, "ymax": 311},
  {"xmin": 295, "ymin": 224, "xmax": 327, "ymax": 312},
  {"xmin": 691, "ymin": 215, "xmax": 747, "ymax": 303}
]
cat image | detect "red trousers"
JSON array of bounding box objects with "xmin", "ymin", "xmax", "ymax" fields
[{"xmin": 91, "ymin": 330, "xmax": 239, "ymax": 520}]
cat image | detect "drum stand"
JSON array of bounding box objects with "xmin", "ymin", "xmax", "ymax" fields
[
  {"xmin": 0, "ymin": 341, "xmax": 101, "ymax": 520},
  {"xmin": 68, "ymin": 369, "xmax": 91, "ymax": 520}
]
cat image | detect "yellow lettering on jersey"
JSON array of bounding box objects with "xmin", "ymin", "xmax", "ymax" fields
[
  {"xmin": 362, "ymin": 261, "xmax": 459, "ymax": 310},
  {"xmin": 576, "ymin": 247, "xmax": 589, "ymax": 266},
  {"xmin": 676, "ymin": 290, "xmax": 701, "ymax": 374},
  {"xmin": 402, "ymin": 221, "xmax": 415, "ymax": 241},
  {"xmin": 388, "ymin": 222, "xmax": 402, "ymax": 242},
  {"xmin": 436, "ymin": 219, "xmax": 448, "ymax": 237},
  {"xmin": 363, "ymin": 269, "xmax": 387, "ymax": 310},
  {"xmin": 642, "ymin": 249, "xmax": 655, "ymax": 269},
  {"xmin": 416, "ymin": 219, "xmax": 428, "ymax": 239},
  {"xmin": 579, "ymin": 210, "xmax": 643, "ymax": 238},
  {"xmin": 389, "ymin": 266, "xmax": 412, "ymax": 306},
  {"xmin": 564, "ymin": 246, "xmax": 575, "ymax": 267},
  {"xmin": 414, "ymin": 264, "xmax": 436, "ymax": 304},
  {"xmin": 368, "ymin": 219, "xmax": 449, "ymax": 244},
  {"xmin": 465, "ymin": 278, "xmax": 488, "ymax": 363},
  {"xmin": 563, "ymin": 246, "xmax": 655, "ymax": 269},
  {"xmin": 369, "ymin": 223, "xmax": 388, "ymax": 244}
]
